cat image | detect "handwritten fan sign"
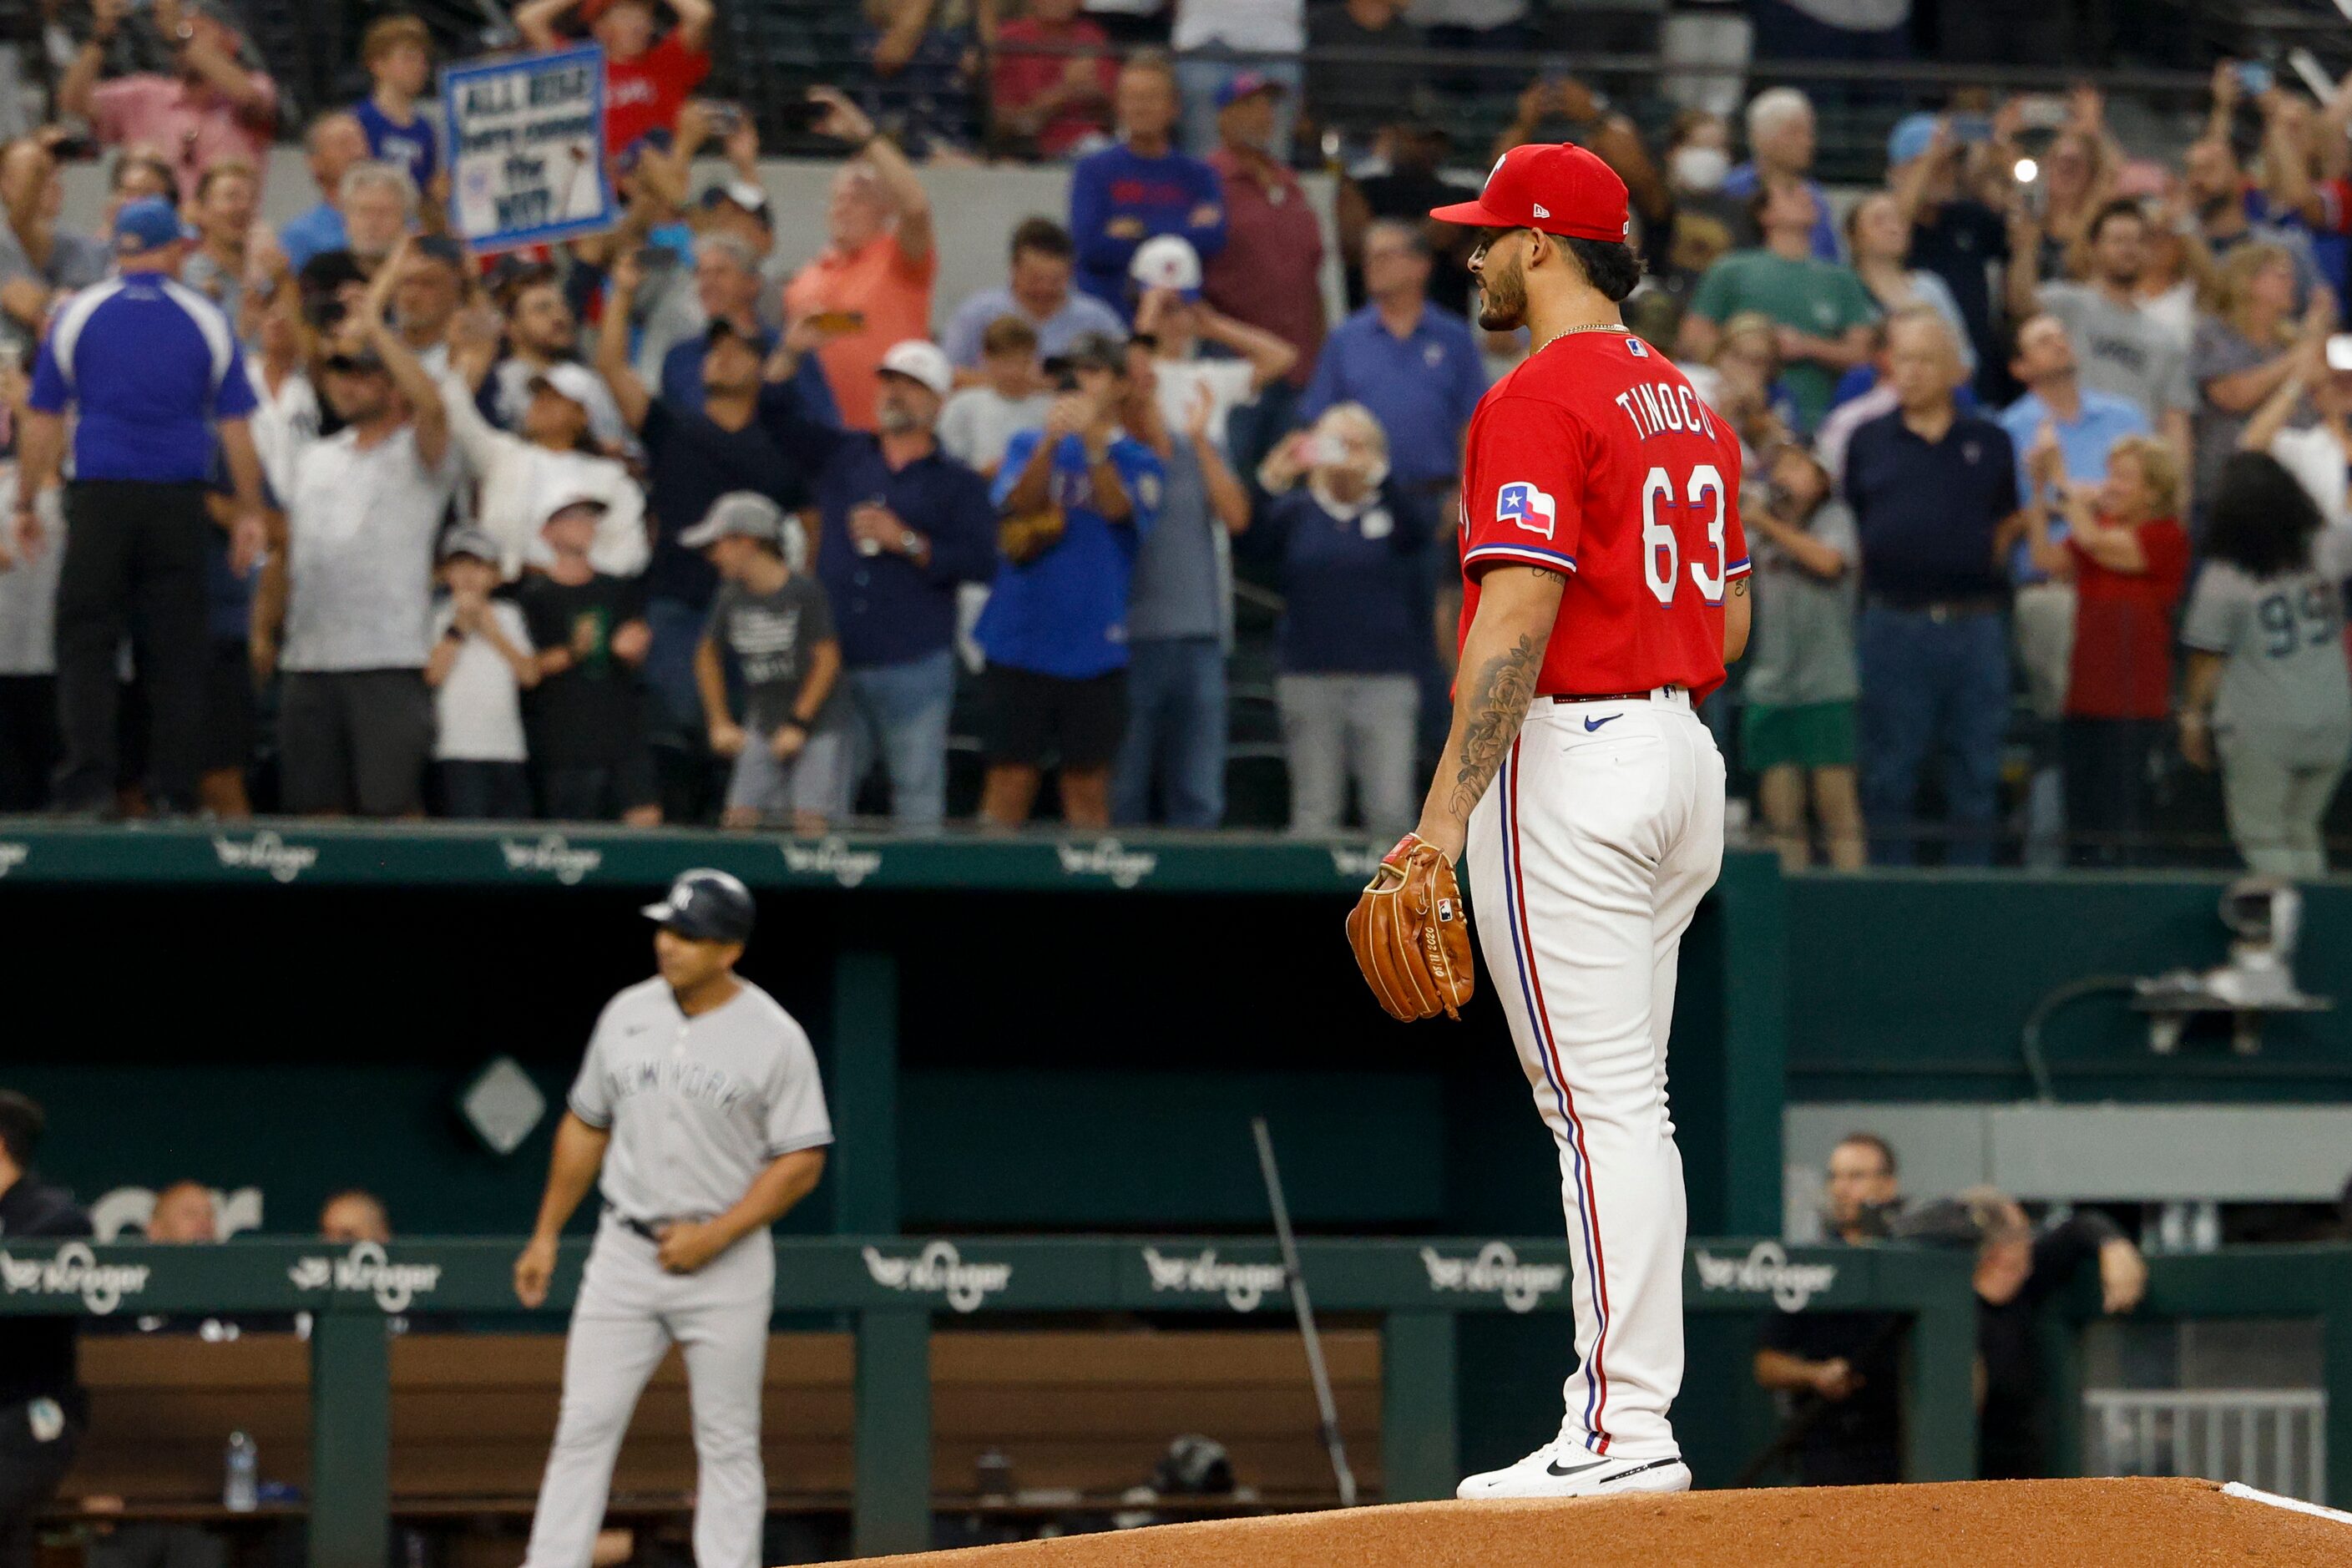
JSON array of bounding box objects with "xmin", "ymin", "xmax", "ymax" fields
[{"xmin": 443, "ymin": 45, "xmax": 614, "ymax": 251}]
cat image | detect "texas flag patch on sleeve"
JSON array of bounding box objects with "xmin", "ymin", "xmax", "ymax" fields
[{"xmin": 1496, "ymin": 481, "xmax": 1557, "ymax": 539}]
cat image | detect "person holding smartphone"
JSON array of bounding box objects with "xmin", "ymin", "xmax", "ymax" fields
[{"xmin": 1253, "ymin": 404, "xmax": 1430, "ymax": 837}]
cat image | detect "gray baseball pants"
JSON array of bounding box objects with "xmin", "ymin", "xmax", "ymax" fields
[
  {"xmin": 2219, "ymin": 725, "xmax": 2351, "ymax": 879},
  {"xmin": 521, "ymin": 1215, "xmax": 772, "ymax": 1568}
]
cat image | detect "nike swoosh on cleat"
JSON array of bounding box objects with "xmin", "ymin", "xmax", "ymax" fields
[
  {"xmin": 1583, "ymin": 714, "xmax": 1621, "ymax": 732},
  {"xmin": 1544, "ymin": 1458, "xmax": 1610, "ymax": 1478}
]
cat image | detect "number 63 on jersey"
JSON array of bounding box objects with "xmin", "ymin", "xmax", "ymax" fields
[{"xmin": 1641, "ymin": 463, "xmax": 1730, "ymax": 607}]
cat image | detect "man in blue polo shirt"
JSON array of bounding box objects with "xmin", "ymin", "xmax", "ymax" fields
[
  {"xmin": 1293, "ymin": 220, "xmax": 1486, "ymax": 499},
  {"xmin": 756, "ymin": 337, "xmax": 997, "ymax": 831},
  {"xmin": 17, "ymin": 198, "xmax": 266, "ymax": 817},
  {"xmin": 1843, "ymin": 312, "xmax": 2026, "ymax": 867},
  {"xmin": 1999, "ymin": 311, "xmax": 2151, "ymax": 863},
  {"xmin": 1999, "ymin": 311, "xmax": 2149, "ymax": 695},
  {"xmin": 977, "ymin": 331, "xmax": 1161, "ymax": 828}
]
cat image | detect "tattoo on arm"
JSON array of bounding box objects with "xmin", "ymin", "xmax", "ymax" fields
[
  {"xmin": 1732, "ymin": 576, "xmax": 1748, "ymax": 596},
  {"xmin": 1445, "ymin": 630, "xmax": 1545, "ymax": 822}
]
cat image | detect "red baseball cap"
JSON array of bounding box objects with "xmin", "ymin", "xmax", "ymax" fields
[{"xmin": 1430, "ymin": 142, "xmax": 1631, "ymax": 243}]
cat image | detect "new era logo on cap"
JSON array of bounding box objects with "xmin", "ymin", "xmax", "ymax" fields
[{"xmin": 1428, "ymin": 143, "xmax": 1631, "ymax": 243}]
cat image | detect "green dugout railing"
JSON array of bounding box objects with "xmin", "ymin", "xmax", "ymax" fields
[
  {"xmin": 0, "ymin": 1236, "xmax": 1974, "ymax": 1560},
  {"xmin": 0, "ymin": 821, "xmax": 1398, "ymax": 892},
  {"xmin": 0, "ymin": 824, "xmax": 1793, "ymax": 1242}
]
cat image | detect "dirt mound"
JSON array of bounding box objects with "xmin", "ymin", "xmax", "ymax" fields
[{"xmin": 827, "ymin": 1477, "xmax": 2351, "ymax": 1567}]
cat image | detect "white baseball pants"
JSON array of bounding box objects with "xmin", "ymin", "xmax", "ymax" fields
[
  {"xmin": 1463, "ymin": 690, "xmax": 1726, "ymax": 1463},
  {"xmin": 522, "ymin": 1215, "xmax": 773, "ymax": 1568}
]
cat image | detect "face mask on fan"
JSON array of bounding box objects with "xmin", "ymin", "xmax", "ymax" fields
[{"xmin": 1672, "ymin": 144, "xmax": 1730, "ymax": 194}]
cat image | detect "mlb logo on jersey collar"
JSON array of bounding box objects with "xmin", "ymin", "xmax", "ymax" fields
[{"xmin": 1497, "ymin": 481, "xmax": 1558, "ymax": 539}]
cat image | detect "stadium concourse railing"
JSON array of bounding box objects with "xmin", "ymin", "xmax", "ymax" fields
[{"xmin": 0, "ymin": 1235, "xmax": 1977, "ymax": 1562}]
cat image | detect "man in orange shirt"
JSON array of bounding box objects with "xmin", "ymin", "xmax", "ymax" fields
[{"xmin": 782, "ymin": 88, "xmax": 936, "ymax": 435}]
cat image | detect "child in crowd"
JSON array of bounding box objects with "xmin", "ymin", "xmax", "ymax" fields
[
  {"xmin": 1742, "ymin": 443, "xmax": 1865, "ymax": 871},
  {"xmin": 2179, "ymin": 452, "xmax": 2347, "ymax": 878},
  {"xmin": 517, "ymin": 494, "xmax": 661, "ymax": 824},
  {"xmin": 353, "ymin": 15, "xmax": 443, "ymax": 210},
  {"xmin": 688, "ymin": 492, "xmax": 842, "ymax": 833},
  {"xmin": 938, "ymin": 316, "xmax": 1051, "ymax": 674},
  {"xmin": 427, "ymin": 529, "xmax": 539, "ymax": 819},
  {"xmin": 938, "ymin": 315, "xmax": 1051, "ymax": 478}
]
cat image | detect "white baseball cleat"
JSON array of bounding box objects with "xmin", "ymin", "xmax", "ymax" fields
[{"xmin": 1454, "ymin": 1443, "xmax": 1692, "ymax": 1500}]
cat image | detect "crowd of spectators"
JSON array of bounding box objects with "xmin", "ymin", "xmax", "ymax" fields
[{"xmin": 0, "ymin": 2, "xmax": 2345, "ymax": 871}]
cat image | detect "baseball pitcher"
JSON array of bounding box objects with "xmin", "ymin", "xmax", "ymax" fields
[
  {"xmin": 1348, "ymin": 144, "xmax": 1752, "ymax": 1500},
  {"xmin": 513, "ymin": 869, "xmax": 832, "ymax": 1568}
]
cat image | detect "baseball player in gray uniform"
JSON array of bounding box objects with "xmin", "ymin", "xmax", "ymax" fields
[{"xmin": 513, "ymin": 869, "xmax": 832, "ymax": 1568}]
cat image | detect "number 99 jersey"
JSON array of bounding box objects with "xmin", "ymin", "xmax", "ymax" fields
[{"xmin": 1456, "ymin": 330, "xmax": 1750, "ymax": 702}]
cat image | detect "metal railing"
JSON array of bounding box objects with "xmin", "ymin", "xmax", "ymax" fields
[
  {"xmin": 2047, "ymin": 1249, "xmax": 2352, "ymax": 1510},
  {"xmin": 2084, "ymin": 1388, "xmax": 2329, "ymax": 1504}
]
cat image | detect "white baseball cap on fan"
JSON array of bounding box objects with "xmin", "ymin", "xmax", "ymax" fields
[{"xmin": 1129, "ymin": 234, "xmax": 1204, "ymax": 301}]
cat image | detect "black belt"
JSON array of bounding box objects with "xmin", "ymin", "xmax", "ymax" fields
[
  {"xmin": 607, "ymin": 1206, "xmax": 685, "ymax": 1242},
  {"xmin": 1549, "ymin": 688, "xmax": 1679, "ymax": 705},
  {"xmin": 1869, "ymin": 594, "xmax": 2006, "ymax": 621}
]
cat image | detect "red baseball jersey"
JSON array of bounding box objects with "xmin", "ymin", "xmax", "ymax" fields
[{"xmin": 1457, "ymin": 330, "xmax": 1750, "ymax": 701}]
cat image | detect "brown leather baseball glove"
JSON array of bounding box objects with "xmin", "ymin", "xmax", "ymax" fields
[
  {"xmin": 999, "ymin": 505, "xmax": 1066, "ymax": 565},
  {"xmin": 1346, "ymin": 832, "xmax": 1474, "ymax": 1021}
]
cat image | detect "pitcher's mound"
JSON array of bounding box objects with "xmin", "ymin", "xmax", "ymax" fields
[{"xmin": 829, "ymin": 1477, "xmax": 2350, "ymax": 1567}]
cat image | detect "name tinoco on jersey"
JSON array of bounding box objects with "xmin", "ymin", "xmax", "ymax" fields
[{"xmin": 1457, "ymin": 330, "xmax": 1750, "ymax": 700}]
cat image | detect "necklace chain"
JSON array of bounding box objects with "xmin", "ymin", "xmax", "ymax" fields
[{"xmin": 1534, "ymin": 322, "xmax": 1632, "ymax": 355}]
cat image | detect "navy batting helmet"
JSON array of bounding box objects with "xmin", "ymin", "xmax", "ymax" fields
[{"xmin": 642, "ymin": 869, "xmax": 756, "ymax": 944}]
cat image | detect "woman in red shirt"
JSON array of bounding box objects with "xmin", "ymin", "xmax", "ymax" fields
[{"xmin": 2022, "ymin": 432, "xmax": 2193, "ymax": 866}]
